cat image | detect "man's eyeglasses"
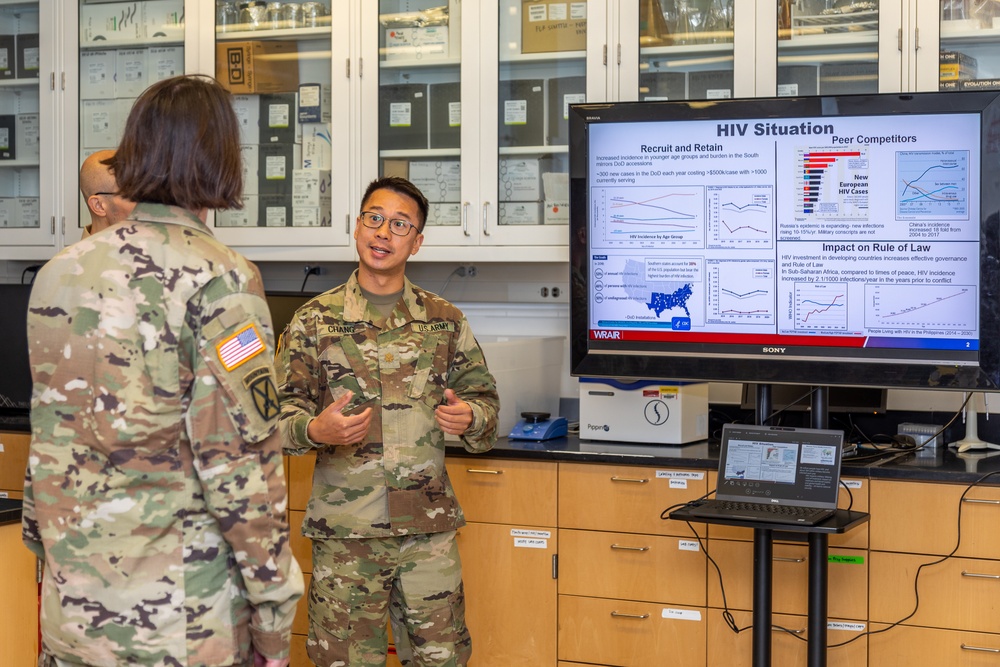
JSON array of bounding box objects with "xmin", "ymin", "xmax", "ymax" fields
[
  {"xmin": 91, "ymin": 192, "xmax": 119, "ymax": 197},
  {"xmin": 359, "ymin": 211, "xmax": 421, "ymax": 237}
]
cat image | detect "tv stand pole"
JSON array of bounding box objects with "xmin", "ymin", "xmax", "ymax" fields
[
  {"xmin": 949, "ymin": 392, "xmax": 1000, "ymax": 452},
  {"xmin": 755, "ymin": 384, "xmax": 772, "ymax": 425},
  {"xmin": 812, "ymin": 386, "xmax": 829, "ymax": 430}
]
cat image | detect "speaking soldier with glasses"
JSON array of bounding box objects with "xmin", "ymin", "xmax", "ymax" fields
[{"xmin": 275, "ymin": 176, "xmax": 499, "ymax": 666}]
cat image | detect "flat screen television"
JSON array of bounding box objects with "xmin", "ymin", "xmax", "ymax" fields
[
  {"xmin": 0, "ymin": 283, "xmax": 33, "ymax": 413},
  {"xmin": 568, "ymin": 92, "xmax": 1000, "ymax": 390}
]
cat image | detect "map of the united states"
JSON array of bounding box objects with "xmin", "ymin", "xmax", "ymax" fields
[{"xmin": 621, "ymin": 259, "xmax": 694, "ymax": 318}]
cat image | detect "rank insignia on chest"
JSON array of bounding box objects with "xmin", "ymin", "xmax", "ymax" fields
[{"xmin": 382, "ymin": 351, "xmax": 401, "ymax": 369}]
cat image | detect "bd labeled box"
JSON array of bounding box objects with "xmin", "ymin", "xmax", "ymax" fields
[
  {"xmin": 216, "ymin": 41, "xmax": 299, "ymax": 94},
  {"xmin": 579, "ymin": 379, "xmax": 709, "ymax": 445},
  {"xmin": 379, "ymin": 83, "xmax": 428, "ymax": 150},
  {"xmin": 521, "ymin": 0, "xmax": 587, "ymax": 54},
  {"xmin": 80, "ymin": 50, "xmax": 116, "ymax": 99},
  {"xmin": 260, "ymin": 92, "xmax": 297, "ymax": 143},
  {"xmin": 409, "ymin": 160, "xmax": 461, "ymax": 203},
  {"xmin": 298, "ymin": 83, "xmax": 331, "ymax": 124},
  {"xmin": 115, "ymin": 49, "xmax": 148, "ymax": 99},
  {"xmin": 498, "ymin": 79, "xmax": 544, "ymax": 147},
  {"xmin": 16, "ymin": 33, "xmax": 39, "ymax": 79}
]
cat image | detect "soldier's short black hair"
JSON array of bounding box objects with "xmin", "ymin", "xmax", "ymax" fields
[
  {"xmin": 361, "ymin": 177, "xmax": 429, "ymax": 231},
  {"xmin": 112, "ymin": 75, "xmax": 243, "ymax": 212}
]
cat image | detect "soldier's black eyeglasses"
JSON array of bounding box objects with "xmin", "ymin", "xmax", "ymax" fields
[{"xmin": 359, "ymin": 211, "xmax": 421, "ymax": 237}]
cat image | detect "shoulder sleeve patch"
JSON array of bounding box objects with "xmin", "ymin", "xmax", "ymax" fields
[{"xmin": 217, "ymin": 324, "xmax": 265, "ymax": 371}]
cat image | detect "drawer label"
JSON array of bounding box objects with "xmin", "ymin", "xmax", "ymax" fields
[
  {"xmin": 0, "ymin": 491, "xmax": 7, "ymax": 499},
  {"xmin": 828, "ymin": 554, "xmax": 864, "ymax": 564},
  {"xmin": 678, "ymin": 540, "xmax": 700, "ymax": 552},
  {"xmin": 513, "ymin": 537, "xmax": 547, "ymax": 549},
  {"xmin": 669, "ymin": 479, "xmax": 688, "ymax": 489},
  {"xmin": 656, "ymin": 470, "xmax": 705, "ymax": 480},
  {"xmin": 662, "ymin": 608, "xmax": 702, "ymax": 621},
  {"xmin": 510, "ymin": 529, "xmax": 551, "ymax": 538},
  {"xmin": 843, "ymin": 479, "xmax": 863, "ymax": 489},
  {"xmin": 828, "ymin": 622, "xmax": 865, "ymax": 632}
]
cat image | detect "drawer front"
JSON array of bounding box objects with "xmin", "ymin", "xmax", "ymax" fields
[
  {"xmin": 870, "ymin": 552, "xmax": 1000, "ymax": 633},
  {"xmin": 292, "ymin": 572, "xmax": 310, "ymax": 636},
  {"xmin": 558, "ymin": 595, "xmax": 706, "ymax": 666},
  {"xmin": 0, "ymin": 431, "xmax": 29, "ymax": 493},
  {"xmin": 871, "ymin": 479, "xmax": 1000, "ymax": 558},
  {"xmin": 707, "ymin": 610, "xmax": 867, "ymax": 667},
  {"xmin": 707, "ymin": 540, "xmax": 869, "ymax": 620},
  {"xmin": 287, "ymin": 452, "xmax": 316, "ymax": 513},
  {"xmin": 447, "ymin": 457, "xmax": 557, "ymax": 526},
  {"xmin": 289, "ymin": 509, "xmax": 311, "ymax": 574},
  {"xmin": 869, "ymin": 624, "xmax": 1000, "ymax": 666},
  {"xmin": 707, "ymin": 474, "xmax": 870, "ymax": 549},
  {"xmin": 559, "ymin": 462, "xmax": 708, "ymax": 535},
  {"xmin": 558, "ymin": 528, "xmax": 706, "ymax": 606}
]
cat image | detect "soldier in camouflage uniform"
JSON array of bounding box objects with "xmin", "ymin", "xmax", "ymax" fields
[
  {"xmin": 22, "ymin": 75, "xmax": 303, "ymax": 667},
  {"xmin": 276, "ymin": 176, "xmax": 500, "ymax": 667}
]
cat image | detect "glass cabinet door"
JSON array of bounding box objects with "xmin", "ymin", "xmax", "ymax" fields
[
  {"xmin": 77, "ymin": 0, "xmax": 185, "ymax": 237},
  {"xmin": 774, "ymin": 0, "xmax": 880, "ymax": 97},
  {"xmin": 377, "ymin": 0, "xmax": 468, "ymax": 243},
  {"xmin": 937, "ymin": 0, "xmax": 1000, "ymax": 93},
  {"xmin": 0, "ymin": 0, "xmax": 50, "ymax": 251},
  {"xmin": 635, "ymin": 0, "xmax": 739, "ymax": 101},
  {"xmin": 488, "ymin": 0, "xmax": 582, "ymax": 246},
  {"xmin": 212, "ymin": 0, "xmax": 346, "ymax": 250}
]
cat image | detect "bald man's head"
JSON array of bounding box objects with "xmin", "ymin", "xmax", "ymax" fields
[{"xmin": 81, "ymin": 150, "xmax": 134, "ymax": 235}]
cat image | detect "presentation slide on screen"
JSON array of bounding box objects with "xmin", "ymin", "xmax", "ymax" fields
[{"xmin": 587, "ymin": 113, "xmax": 981, "ymax": 348}]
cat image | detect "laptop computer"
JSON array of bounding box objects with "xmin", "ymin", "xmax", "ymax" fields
[{"xmin": 686, "ymin": 423, "xmax": 844, "ymax": 526}]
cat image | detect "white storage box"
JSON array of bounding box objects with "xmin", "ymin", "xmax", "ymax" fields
[
  {"xmin": 579, "ymin": 378, "xmax": 708, "ymax": 444},
  {"xmin": 478, "ymin": 335, "xmax": 564, "ymax": 436}
]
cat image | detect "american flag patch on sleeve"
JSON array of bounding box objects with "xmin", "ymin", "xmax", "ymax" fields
[{"xmin": 217, "ymin": 324, "xmax": 266, "ymax": 371}]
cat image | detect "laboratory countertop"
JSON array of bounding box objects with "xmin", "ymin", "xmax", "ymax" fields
[
  {"xmin": 0, "ymin": 498, "xmax": 22, "ymax": 527},
  {"xmin": 446, "ymin": 435, "xmax": 1000, "ymax": 486}
]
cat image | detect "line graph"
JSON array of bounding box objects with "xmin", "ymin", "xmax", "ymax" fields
[
  {"xmin": 593, "ymin": 186, "xmax": 705, "ymax": 247},
  {"xmin": 865, "ymin": 283, "xmax": 976, "ymax": 332},
  {"xmin": 896, "ymin": 150, "xmax": 969, "ymax": 220},
  {"xmin": 794, "ymin": 283, "xmax": 848, "ymax": 331},
  {"xmin": 707, "ymin": 259, "xmax": 775, "ymax": 324},
  {"xmin": 708, "ymin": 185, "xmax": 773, "ymax": 248}
]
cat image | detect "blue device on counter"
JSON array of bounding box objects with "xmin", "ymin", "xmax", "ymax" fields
[{"xmin": 508, "ymin": 412, "xmax": 568, "ymax": 441}]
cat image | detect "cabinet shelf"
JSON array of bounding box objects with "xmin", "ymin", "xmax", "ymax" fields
[
  {"xmin": 81, "ymin": 37, "xmax": 183, "ymax": 50},
  {"xmin": 498, "ymin": 145, "xmax": 569, "ymax": 156},
  {"xmin": 0, "ymin": 160, "xmax": 40, "ymax": 168},
  {"xmin": 379, "ymin": 56, "xmax": 461, "ymax": 69},
  {"xmin": 380, "ymin": 148, "xmax": 461, "ymax": 159},
  {"xmin": 216, "ymin": 26, "xmax": 328, "ymax": 42},
  {"xmin": 0, "ymin": 78, "xmax": 40, "ymax": 88},
  {"xmin": 940, "ymin": 24, "xmax": 1000, "ymax": 43},
  {"xmin": 500, "ymin": 50, "xmax": 586, "ymax": 64}
]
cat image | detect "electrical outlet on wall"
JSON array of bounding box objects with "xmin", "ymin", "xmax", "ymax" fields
[{"xmin": 506, "ymin": 282, "xmax": 570, "ymax": 303}]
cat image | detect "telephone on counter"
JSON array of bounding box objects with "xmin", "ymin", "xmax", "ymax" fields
[{"xmin": 508, "ymin": 412, "xmax": 568, "ymax": 441}]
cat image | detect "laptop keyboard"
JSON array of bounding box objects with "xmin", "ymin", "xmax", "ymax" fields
[{"xmin": 715, "ymin": 501, "xmax": 830, "ymax": 521}]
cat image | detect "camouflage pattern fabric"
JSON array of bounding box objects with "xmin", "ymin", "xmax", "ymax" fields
[
  {"xmin": 22, "ymin": 203, "xmax": 304, "ymax": 667},
  {"xmin": 276, "ymin": 270, "xmax": 500, "ymax": 539},
  {"xmin": 307, "ymin": 532, "xmax": 470, "ymax": 667}
]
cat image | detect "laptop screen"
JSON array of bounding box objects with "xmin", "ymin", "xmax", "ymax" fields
[{"xmin": 716, "ymin": 424, "xmax": 844, "ymax": 509}]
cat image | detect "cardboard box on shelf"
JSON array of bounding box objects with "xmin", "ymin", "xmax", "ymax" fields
[
  {"xmin": 15, "ymin": 114, "xmax": 38, "ymax": 162},
  {"xmin": 260, "ymin": 92, "xmax": 298, "ymax": 144},
  {"xmin": 81, "ymin": 2, "xmax": 142, "ymax": 43},
  {"xmin": 384, "ymin": 26, "xmax": 449, "ymax": 61},
  {"xmin": 819, "ymin": 63, "xmax": 877, "ymax": 95},
  {"xmin": 216, "ymin": 195, "xmax": 259, "ymax": 227},
  {"xmin": 688, "ymin": 70, "xmax": 734, "ymax": 99},
  {"xmin": 148, "ymin": 46, "xmax": 183, "ymax": 83},
  {"xmin": 15, "ymin": 33, "xmax": 38, "ymax": 79},
  {"xmin": 639, "ymin": 71, "xmax": 686, "ymax": 101},
  {"xmin": 292, "ymin": 205, "xmax": 332, "ymax": 227},
  {"xmin": 542, "ymin": 171, "xmax": 569, "ymax": 225},
  {"xmin": 80, "ymin": 50, "xmax": 115, "ymax": 98},
  {"xmin": 292, "ymin": 169, "xmax": 332, "ymax": 208},
  {"xmin": 426, "ymin": 202, "xmax": 461, "ymax": 227},
  {"xmin": 142, "ymin": 0, "xmax": 184, "ymax": 40},
  {"xmin": 259, "ymin": 194, "xmax": 293, "ymax": 227},
  {"xmin": 240, "ymin": 144, "xmax": 260, "ymax": 195},
  {"xmin": 521, "ymin": 1, "xmax": 587, "ymax": 54},
  {"xmin": 409, "ymin": 160, "xmax": 461, "ymax": 203},
  {"xmin": 379, "ymin": 83, "xmax": 429, "ymax": 150},
  {"xmin": 498, "ymin": 79, "xmax": 544, "ymax": 147},
  {"xmin": 232, "ymin": 94, "xmax": 261, "ymax": 145},
  {"xmin": 16, "ymin": 197, "xmax": 39, "ymax": 228},
  {"xmin": 258, "ymin": 143, "xmax": 299, "ymax": 195},
  {"xmin": 216, "ymin": 41, "xmax": 299, "ymax": 94},
  {"xmin": 497, "ymin": 201, "xmax": 542, "ymax": 226},
  {"xmin": 81, "ymin": 101, "xmax": 117, "ymax": 149},
  {"xmin": 382, "ymin": 158, "xmax": 408, "ymax": 179}
]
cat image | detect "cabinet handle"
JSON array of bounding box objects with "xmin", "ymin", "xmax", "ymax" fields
[
  {"xmin": 962, "ymin": 498, "xmax": 1000, "ymax": 505},
  {"xmin": 465, "ymin": 468, "xmax": 503, "ymax": 475},
  {"xmin": 772, "ymin": 625, "xmax": 804, "ymax": 635},
  {"xmin": 961, "ymin": 571, "xmax": 1000, "ymax": 580},
  {"xmin": 610, "ymin": 544, "xmax": 650, "ymax": 552},
  {"xmin": 773, "ymin": 556, "xmax": 805, "ymax": 563},
  {"xmin": 462, "ymin": 202, "xmax": 471, "ymax": 237},
  {"xmin": 482, "ymin": 202, "xmax": 490, "ymax": 236},
  {"xmin": 610, "ymin": 611, "xmax": 649, "ymax": 620},
  {"xmin": 610, "ymin": 476, "xmax": 649, "ymax": 484},
  {"xmin": 961, "ymin": 644, "xmax": 1000, "ymax": 653}
]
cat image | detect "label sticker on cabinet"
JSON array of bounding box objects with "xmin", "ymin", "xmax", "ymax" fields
[
  {"xmin": 510, "ymin": 529, "xmax": 551, "ymax": 538},
  {"xmin": 514, "ymin": 538, "xmax": 547, "ymax": 549},
  {"xmin": 662, "ymin": 608, "xmax": 702, "ymax": 621},
  {"xmin": 843, "ymin": 479, "xmax": 863, "ymax": 489},
  {"xmin": 828, "ymin": 622, "xmax": 865, "ymax": 632},
  {"xmin": 0, "ymin": 491, "xmax": 7, "ymax": 499},
  {"xmin": 678, "ymin": 540, "xmax": 700, "ymax": 552},
  {"xmin": 669, "ymin": 479, "xmax": 688, "ymax": 489},
  {"xmin": 656, "ymin": 470, "xmax": 705, "ymax": 480},
  {"xmin": 828, "ymin": 554, "xmax": 864, "ymax": 565}
]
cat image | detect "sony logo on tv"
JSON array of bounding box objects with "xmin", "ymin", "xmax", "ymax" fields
[{"xmin": 762, "ymin": 347, "xmax": 787, "ymax": 354}]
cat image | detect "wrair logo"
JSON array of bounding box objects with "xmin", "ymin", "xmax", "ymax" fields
[
  {"xmin": 762, "ymin": 347, "xmax": 786, "ymax": 354},
  {"xmin": 586, "ymin": 424, "xmax": 610, "ymax": 432},
  {"xmin": 593, "ymin": 330, "xmax": 622, "ymax": 339}
]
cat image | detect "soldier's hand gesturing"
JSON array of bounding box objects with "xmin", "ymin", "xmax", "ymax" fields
[
  {"xmin": 307, "ymin": 390, "xmax": 372, "ymax": 446},
  {"xmin": 435, "ymin": 388, "xmax": 473, "ymax": 436}
]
